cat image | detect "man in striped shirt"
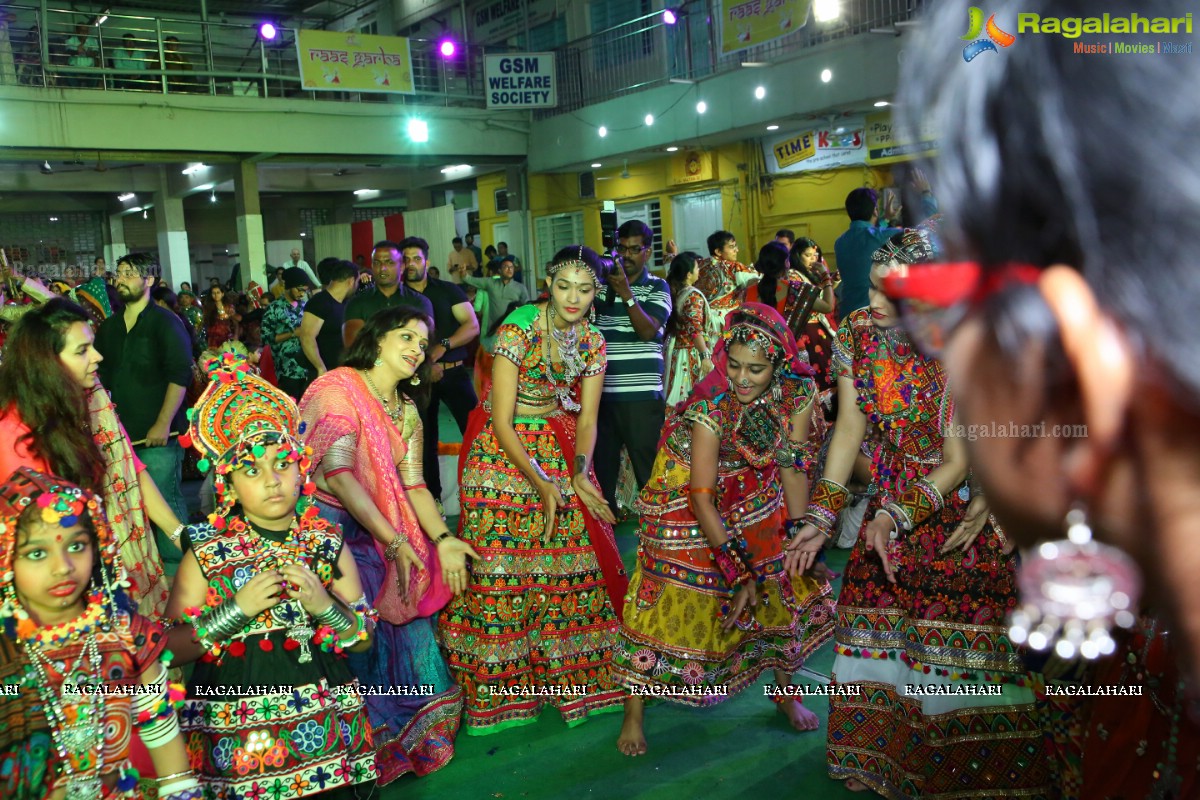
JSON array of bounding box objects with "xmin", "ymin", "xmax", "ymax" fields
[{"xmin": 592, "ymin": 219, "xmax": 672, "ymax": 516}]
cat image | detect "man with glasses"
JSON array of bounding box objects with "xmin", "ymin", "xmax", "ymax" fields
[
  {"xmin": 95, "ymin": 253, "xmax": 194, "ymax": 571},
  {"xmin": 262, "ymin": 266, "xmax": 315, "ymax": 399},
  {"xmin": 343, "ymin": 240, "xmax": 434, "ymax": 347},
  {"xmin": 592, "ymin": 219, "xmax": 672, "ymax": 517}
]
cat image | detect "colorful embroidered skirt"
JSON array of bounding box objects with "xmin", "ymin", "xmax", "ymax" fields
[
  {"xmin": 182, "ymin": 669, "xmax": 377, "ymax": 800},
  {"xmin": 664, "ymin": 338, "xmax": 707, "ymax": 407},
  {"xmin": 612, "ymin": 447, "xmax": 835, "ymax": 704},
  {"xmin": 440, "ymin": 414, "xmax": 625, "ymax": 734},
  {"xmin": 827, "ymin": 495, "xmax": 1051, "ymax": 799},
  {"xmin": 315, "ymin": 500, "xmax": 461, "ymax": 783}
]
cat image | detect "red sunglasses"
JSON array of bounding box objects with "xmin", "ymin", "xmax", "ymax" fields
[{"xmin": 882, "ymin": 262, "xmax": 1042, "ymax": 356}]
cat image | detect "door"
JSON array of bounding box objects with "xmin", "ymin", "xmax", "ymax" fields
[{"xmin": 670, "ymin": 190, "xmax": 723, "ymax": 258}]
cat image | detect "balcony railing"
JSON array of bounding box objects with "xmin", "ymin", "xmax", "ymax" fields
[
  {"xmin": 0, "ymin": 5, "xmax": 495, "ymax": 106},
  {"xmin": 0, "ymin": 1, "xmax": 925, "ymax": 112}
]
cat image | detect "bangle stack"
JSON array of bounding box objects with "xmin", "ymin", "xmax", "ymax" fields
[
  {"xmin": 888, "ymin": 478, "xmax": 944, "ymax": 535},
  {"xmin": 314, "ymin": 603, "xmax": 355, "ymax": 633},
  {"xmin": 805, "ymin": 478, "xmax": 850, "ymax": 538},
  {"xmin": 314, "ymin": 595, "xmax": 377, "ymax": 654},
  {"xmin": 191, "ymin": 599, "xmax": 250, "ymax": 654},
  {"xmin": 157, "ymin": 771, "xmax": 202, "ymax": 800}
]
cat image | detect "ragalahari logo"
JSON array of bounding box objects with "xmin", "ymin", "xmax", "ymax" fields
[{"xmin": 961, "ymin": 7, "xmax": 1016, "ymax": 61}]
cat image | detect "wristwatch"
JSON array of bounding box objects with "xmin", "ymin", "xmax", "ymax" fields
[
  {"xmin": 439, "ymin": 337, "xmax": 451, "ymax": 350},
  {"xmin": 623, "ymin": 295, "xmax": 637, "ymax": 308}
]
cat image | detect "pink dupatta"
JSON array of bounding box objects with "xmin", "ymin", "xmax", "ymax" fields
[{"xmin": 299, "ymin": 368, "xmax": 449, "ymax": 623}]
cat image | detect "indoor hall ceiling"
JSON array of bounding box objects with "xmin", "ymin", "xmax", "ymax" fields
[{"xmin": 108, "ymin": 0, "xmax": 374, "ymax": 23}]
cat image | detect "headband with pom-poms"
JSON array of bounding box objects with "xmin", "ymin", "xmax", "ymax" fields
[
  {"xmin": 0, "ymin": 467, "xmax": 133, "ymax": 642},
  {"xmin": 182, "ymin": 353, "xmax": 316, "ymax": 529}
]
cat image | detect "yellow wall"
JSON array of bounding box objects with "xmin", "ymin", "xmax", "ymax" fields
[{"xmin": 478, "ymin": 142, "xmax": 897, "ymax": 273}]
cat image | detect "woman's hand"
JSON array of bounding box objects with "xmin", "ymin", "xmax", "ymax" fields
[
  {"xmin": 864, "ymin": 514, "xmax": 898, "ymax": 585},
  {"xmin": 280, "ymin": 562, "xmax": 332, "ymax": 616},
  {"xmin": 234, "ymin": 569, "xmax": 286, "ymax": 618},
  {"xmin": 699, "ymin": 357, "xmax": 714, "ymax": 375},
  {"xmin": 535, "ymin": 476, "xmax": 566, "ymax": 543},
  {"xmin": 941, "ymin": 495, "xmax": 989, "ymax": 554},
  {"xmin": 438, "ymin": 537, "xmax": 481, "ymax": 597},
  {"xmin": 572, "ymin": 474, "xmax": 616, "ymax": 524},
  {"xmin": 721, "ymin": 583, "xmax": 758, "ymax": 632},
  {"xmin": 387, "ymin": 540, "xmax": 423, "ymax": 596},
  {"xmin": 783, "ymin": 523, "xmax": 825, "ymax": 578}
]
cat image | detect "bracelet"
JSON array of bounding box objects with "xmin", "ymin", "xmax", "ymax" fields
[
  {"xmin": 196, "ymin": 598, "xmax": 250, "ymax": 644},
  {"xmin": 155, "ymin": 770, "xmax": 195, "ymax": 785},
  {"xmin": 989, "ymin": 513, "xmax": 1008, "ymax": 547},
  {"xmin": 169, "ymin": 523, "xmax": 186, "ymax": 544},
  {"xmin": 530, "ymin": 458, "xmax": 551, "ymax": 483},
  {"xmin": 804, "ymin": 478, "xmax": 849, "ymax": 537},
  {"xmin": 688, "ymin": 486, "xmax": 717, "ymax": 515},
  {"xmin": 712, "ymin": 537, "xmax": 758, "ymax": 590},
  {"xmin": 314, "ymin": 603, "xmax": 355, "ymax": 633},
  {"xmin": 384, "ymin": 537, "xmax": 407, "ymax": 562},
  {"xmin": 892, "ymin": 477, "xmax": 944, "ymax": 530},
  {"xmin": 875, "ymin": 508, "xmax": 903, "ymax": 540},
  {"xmin": 432, "ymin": 531, "xmax": 454, "ymax": 544}
]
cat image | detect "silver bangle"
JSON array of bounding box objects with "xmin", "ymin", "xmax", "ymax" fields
[
  {"xmin": 202, "ymin": 598, "xmax": 251, "ymax": 642},
  {"xmin": 315, "ymin": 603, "xmax": 354, "ymax": 633},
  {"xmin": 170, "ymin": 523, "xmax": 186, "ymax": 543}
]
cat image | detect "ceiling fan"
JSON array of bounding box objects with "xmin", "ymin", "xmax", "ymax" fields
[{"xmin": 596, "ymin": 159, "xmax": 634, "ymax": 181}]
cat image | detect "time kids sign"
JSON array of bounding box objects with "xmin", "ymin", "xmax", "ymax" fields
[{"xmin": 484, "ymin": 53, "xmax": 557, "ymax": 109}]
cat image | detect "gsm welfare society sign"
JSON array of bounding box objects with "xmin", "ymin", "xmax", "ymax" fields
[{"xmin": 484, "ymin": 53, "xmax": 557, "ymax": 109}]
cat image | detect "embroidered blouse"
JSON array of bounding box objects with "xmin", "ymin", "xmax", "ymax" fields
[{"xmin": 493, "ymin": 303, "xmax": 606, "ymax": 409}]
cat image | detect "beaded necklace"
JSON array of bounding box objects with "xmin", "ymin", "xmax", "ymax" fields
[
  {"xmin": 854, "ymin": 326, "xmax": 933, "ymax": 495},
  {"xmin": 362, "ymin": 369, "xmax": 403, "ymax": 424},
  {"xmin": 543, "ymin": 305, "xmax": 586, "ymax": 413}
]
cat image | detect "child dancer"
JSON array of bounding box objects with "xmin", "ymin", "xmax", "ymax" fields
[
  {"xmin": 166, "ymin": 355, "xmax": 378, "ymax": 799},
  {"xmin": 0, "ymin": 467, "xmax": 199, "ymax": 800}
]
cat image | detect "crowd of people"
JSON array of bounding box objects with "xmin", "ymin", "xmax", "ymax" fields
[{"xmin": 0, "ymin": 0, "xmax": 1195, "ymax": 796}]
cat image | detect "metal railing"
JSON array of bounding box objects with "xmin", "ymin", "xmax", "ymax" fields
[
  {"xmin": 0, "ymin": 1, "xmax": 925, "ymax": 112},
  {"xmin": 543, "ymin": 0, "xmax": 927, "ymax": 117},
  {"xmin": 0, "ymin": 4, "xmax": 496, "ymax": 106}
]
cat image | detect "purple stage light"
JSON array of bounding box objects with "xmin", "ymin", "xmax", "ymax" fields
[
  {"xmin": 663, "ymin": 9, "xmax": 678, "ymax": 24},
  {"xmin": 259, "ymin": 22, "xmax": 278, "ymax": 40},
  {"xmin": 438, "ymin": 39, "xmax": 457, "ymax": 57}
]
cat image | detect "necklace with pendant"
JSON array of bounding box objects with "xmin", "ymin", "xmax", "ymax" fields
[
  {"xmin": 362, "ymin": 370, "xmax": 403, "ymax": 424},
  {"xmin": 544, "ymin": 306, "xmax": 585, "ymax": 413}
]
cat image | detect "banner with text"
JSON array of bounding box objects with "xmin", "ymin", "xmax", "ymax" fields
[
  {"xmin": 485, "ymin": 53, "xmax": 556, "ymax": 109},
  {"xmin": 296, "ymin": 29, "xmax": 414, "ymax": 94},
  {"xmin": 865, "ymin": 111, "xmax": 938, "ymax": 165},
  {"xmin": 763, "ymin": 120, "xmax": 868, "ymax": 174},
  {"xmin": 721, "ymin": 0, "xmax": 811, "ymax": 55},
  {"xmin": 469, "ymin": 0, "xmax": 559, "ymax": 44}
]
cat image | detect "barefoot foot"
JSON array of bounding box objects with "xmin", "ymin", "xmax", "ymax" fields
[
  {"xmin": 845, "ymin": 778, "xmax": 870, "ymax": 792},
  {"xmin": 776, "ymin": 698, "xmax": 821, "ymax": 731},
  {"xmin": 616, "ymin": 699, "xmax": 647, "ymax": 756}
]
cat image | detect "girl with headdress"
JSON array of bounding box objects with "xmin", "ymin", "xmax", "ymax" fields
[
  {"xmin": 612, "ymin": 303, "xmax": 835, "ymax": 755},
  {"xmin": 662, "ymin": 251, "xmax": 714, "ymax": 406},
  {"xmin": 796, "ymin": 228, "xmax": 1047, "ymax": 797},
  {"xmin": 300, "ymin": 307, "xmax": 472, "ymax": 783},
  {"xmin": 167, "ymin": 355, "xmax": 378, "ymax": 799},
  {"xmin": 694, "ymin": 230, "xmax": 759, "ymax": 336},
  {"xmin": 440, "ymin": 245, "xmax": 629, "ymax": 735},
  {"xmin": 0, "ymin": 467, "xmax": 199, "ymax": 800},
  {"xmin": 0, "ymin": 298, "xmax": 173, "ymax": 617}
]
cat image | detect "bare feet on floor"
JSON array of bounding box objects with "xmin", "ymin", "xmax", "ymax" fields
[
  {"xmin": 776, "ymin": 697, "xmax": 821, "ymax": 731},
  {"xmin": 616, "ymin": 697, "xmax": 647, "ymax": 756}
]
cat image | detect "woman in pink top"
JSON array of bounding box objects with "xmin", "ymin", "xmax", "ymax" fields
[{"xmin": 0, "ymin": 298, "xmax": 174, "ymax": 616}]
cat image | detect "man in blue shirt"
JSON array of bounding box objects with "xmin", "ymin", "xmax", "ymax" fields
[
  {"xmin": 592, "ymin": 219, "xmax": 672, "ymax": 517},
  {"xmin": 833, "ymin": 172, "xmax": 937, "ymax": 321}
]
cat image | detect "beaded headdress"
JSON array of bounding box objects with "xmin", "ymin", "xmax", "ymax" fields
[
  {"xmin": 546, "ymin": 245, "xmax": 604, "ymax": 289},
  {"xmin": 181, "ymin": 353, "xmax": 316, "ymax": 527},
  {"xmin": 871, "ymin": 224, "xmax": 941, "ymax": 266},
  {"xmin": 0, "ymin": 467, "xmax": 131, "ymax": 641},
  {"xmin": 720, "ymin": 303, "xmax": 806, "ymax": 375}
]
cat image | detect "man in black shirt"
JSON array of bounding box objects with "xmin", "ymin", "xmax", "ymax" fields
[
  {"xmin": 343, "ymin": 240, "xmax": 434, "ymax": 347},
  {"xmin": 400, "ymin": 236, "xmax": 480, "ymax": 506},
  {"xmin": 299, "ymin": 257, "xmax": 358, "ymax": 376},
  {"xmin": 95, "ymin": 252, "xmax": 194, "ymax": 571}
]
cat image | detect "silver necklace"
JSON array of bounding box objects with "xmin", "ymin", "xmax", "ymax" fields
[
  {"xmin": 545, "ymin": 306, "xmax": 585, "ymax": 413},
  {"xmin": 362, "ymin": 370, "xmax": 402, "ymax": 423}
]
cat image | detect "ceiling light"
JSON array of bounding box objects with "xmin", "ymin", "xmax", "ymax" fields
[
  {"xmin": 181, "ymin": 163, "xmax": 206, "ymax": 175},
  {"xmin": 127, "ymin": 206, "xmax": 142, "ymax": 213},
  {"xmin": 143, "ymin": 209, "xmax": 148, "ymax": 219},
  {"xmin": 663, "ymin": 9, "xmax": 678, "ymax": 25},
  {"xmin": 353, "ymin": 189, "xmax": 375, "ymax": 195},
  {"xmin": 438, "ymin": 39, "xmax": 457, "ymax": 58},
  {"xmin": 96, "ymin": 10, "xmax": 110, "ymax": 26},
  {"xmin": 766, "ymin": 124, "xmax": 780, "ymax": 131},
  {"xmin": 118, "ymin": 192, "xmax": 135, "ymax": 202},
  {"xmin": 821, "ymin": 68, "xmax": 832, "ymax": 83},
  {"xmin": 195, "ymin": 183, "xmax": 213, "ymax": 191},
  {"xmin": 644, "ymin": 114, "xmax": 654, "ymax": 126},
  {"xmin": 49, "ymin": 216, "xmax": 59, "ymax": 222},
  {"xmin": 259, "ymin": 22, "xmax": 278, "ymax": 40},
  {"xmin": 209, "ymin": 191, "xmax": 217, "ymax": 203},
  {"xmin": 300, "ymin": 232, "xmax": 306, "ymax": 237},
  {"xmin": 590, "ymin": 162, "xmax": 602, "ymax": 168},
  {"xmin": 598, "ymin": 125, "xmax": 608, "ymax": 137},
  {"xmin": 666, "ymin": 146, "xmax": 679, "ymax": 152},
  {"xmin": 407, "ymin": 118, "xmax": 429, "ymax": 142},
  {"xmin": 696, "ymin": 100, "xmax": 707, "ymax": 114},
  {"xmin": 440, "ymin": 164, "xmax": 471, "ymax": 174},
  {"xmin": 754, "ymin": 85, "xmax": 766, "ymax": 99},
  {"xmin": 740, "ymin": 61, "xmax": 767, "ymax": 67},
  {"xmin": 814, "ymin": 0, "xmax": 841, "ymax": 23},
  {"xmin": 874, "ymin": 100, "xmax": 890, "ymax": 107}
]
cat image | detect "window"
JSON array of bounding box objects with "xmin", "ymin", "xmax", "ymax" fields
[
  {"xmin": 352, "ymin": 207, "xmax": 405, "ymax": 222},
  {"xmin": 0, "ymin": 211, "xmax": 105, "ymax": 278},
  {"xmin": 299, "ymin": 208, "xmax": 331, "ymax": 241},
  {"xmin": 534, "ymin": 212, "xmax": 583, "ymax": 281}
]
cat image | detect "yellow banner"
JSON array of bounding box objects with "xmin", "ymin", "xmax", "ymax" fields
[
  {"xmin": 297, "ymin": 29, "xmax": 414, "ymax": 94},
  {"xmin": 865, "ymin": 111, "xmax": 938, "ymax": 165},
  {"xmin": 772, "ymin": 131, "xmax": 817, "ymax": 169},
  {"xmin": 671, "ymin": 150, "xmax": 716, "ymax": 185},
  {"xmin": 721, "ymin": 0, "xmax": 811, "ymax": 55}
]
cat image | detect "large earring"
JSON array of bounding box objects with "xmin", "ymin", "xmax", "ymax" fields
[
  {"xmin": 374, "ymin": 351, "xmax": 383, "ymax": 367},
  {"xmin": 1008, "ymin": 504, "xmax": 1142, "ymax": 660},
  {"xmin": 410, "ymin": 373, "xmax": 421, "ymax": 386}
]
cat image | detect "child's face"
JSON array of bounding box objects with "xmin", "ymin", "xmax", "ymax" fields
[
  {"xmin": 14, "ymin": 519, "xmax": 94, "ymax": 625},
  {"xmin": 227, "ymin": 443, "xmax": 302, "ymax": 526}
]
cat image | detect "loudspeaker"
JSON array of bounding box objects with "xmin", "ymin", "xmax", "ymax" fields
[
  {"xmin": 600, "ymin": 210, "xmax": 618, "ymax": 250},
  {"xmin": 579, "ymin": 171, "xmax": 596, "ymax": 199}
]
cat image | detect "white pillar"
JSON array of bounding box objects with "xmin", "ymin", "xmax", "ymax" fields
[
  {"xmin": 235, "ymin": 161, "xmax": 267, "ymax": 290},
  {"xmin": 153, "ymin": 169, "xmax": 191, "ymax": 289}
]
